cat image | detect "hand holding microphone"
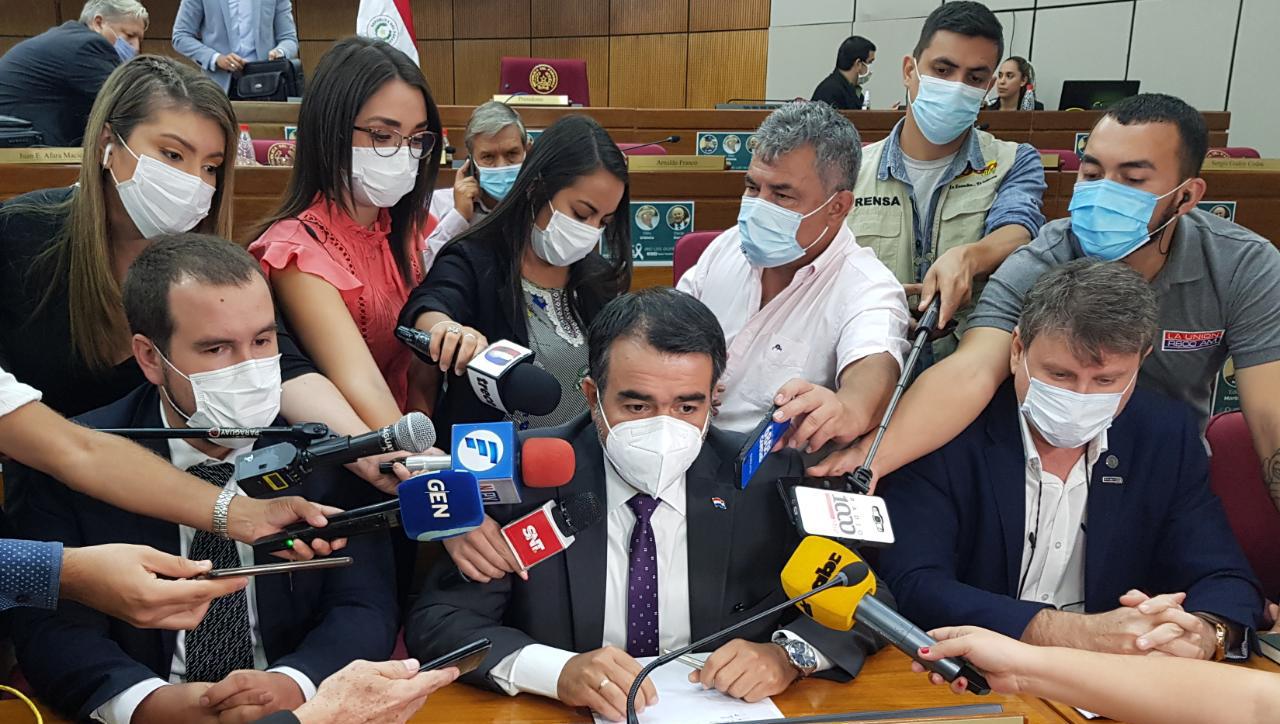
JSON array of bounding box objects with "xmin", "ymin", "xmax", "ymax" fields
[
  {"xmin": 409, "ymin": 318, "xmax": 489, "ymax": 376},
  {"xmin": 398, "ymin": 326, "xmax": 561, "ymax": 416}
]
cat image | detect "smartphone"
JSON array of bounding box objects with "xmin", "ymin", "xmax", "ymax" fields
[
  {"xmin": 777, "ymin": 477, "xmax": 895, "ymax": 546},
  {"xmin": 201, "ymin": 556, "xmax": 353, "ymax": 579},
  {"xmin": 736, "ymin": 405, "xmax": 790, "ymax": 490},
  {"xmin": 418, "ymin": 638, "xmax": 491, "ymax": 675}
]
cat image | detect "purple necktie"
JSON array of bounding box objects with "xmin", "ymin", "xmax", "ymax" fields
[{"xmin": 626, "ymin": 494, "xmax": 661, "ymax": 658}]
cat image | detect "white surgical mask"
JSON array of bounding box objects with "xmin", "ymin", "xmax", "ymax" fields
[
  {"xmin": 597, "ymin": 393, "xmax": 707, "ymax": 499},
  {"xmin": 1019, "ymin": 357, "xmax": 1136, "ymax": 449},
  {"xmin": 857, "ymin": 65, "xmax": 872, "ymax": 84},
  {"xmin": 107, "ymin": 139, "xmax": 216, "ymax": 239},
  {"xmin": 530, "ymin": 204, "xmax": 603, "ymax": 267},
  {"xmin": 350, "ymin": 146, "xmax": 418, "ymax": 208},
  {"xmin": 159, "ymin": 350, "xmax": 283, "ymax": 450}
]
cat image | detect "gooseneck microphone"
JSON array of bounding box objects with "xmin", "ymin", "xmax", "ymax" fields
[
  {"xmin": 623, "ymin": 554, "xmax": 867, "ymax": 724},
  {"xmin": 621, "ymin": 135, "xmax": 680, "ymax": 153},
  {"xmin": 846, "ymin": 294, "xmax": 952, "ymax": 494}
]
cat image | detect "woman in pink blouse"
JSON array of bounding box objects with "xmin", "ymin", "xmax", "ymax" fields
[{"xmin": 250, "ymin": 37, "xmax": 442, "ymax": 430}]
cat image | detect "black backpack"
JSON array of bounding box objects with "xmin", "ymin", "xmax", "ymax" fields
[
  {"xmin": 0, "ymin": 116, "xmax": 43, "ymax": 147},
  {"xmin": 232, "ymin": 58, "xmax": 305, "ymax": 102}
]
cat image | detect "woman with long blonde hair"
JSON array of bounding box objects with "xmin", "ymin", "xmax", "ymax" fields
[{"xmin": 0, "ymin": 55, "xmax": 398, "ymax": 490}]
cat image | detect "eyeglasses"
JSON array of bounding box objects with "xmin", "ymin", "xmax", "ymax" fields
[{"xmin": 353, "ymin": 126, "xmax": 439, "ymax": 160}]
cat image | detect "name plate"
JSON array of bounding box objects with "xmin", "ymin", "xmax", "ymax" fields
[
  {"xmin": 492, "ymin": 94, "xmax": 570, "ymax": 106},
  {"xmin": 0, "ymin": 147, "xmax": 83, "ymax": 164},
  {"xmin": 628, "ymin": 155, "xmax": 726, "ymax": 172},
  {"xmin": 1202, "ymin": 158, "xmax": 1280, "ymax": 171},
  {"xmin": 1039, "ymin": 152, "xmax": 1061, "ymax": 169}
]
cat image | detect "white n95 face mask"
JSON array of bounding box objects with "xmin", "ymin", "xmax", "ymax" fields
[
  {"xmin": 1019, "ymin": 357, "xmax": 1136, "ymax": 449},
  {"xmin": 597, "ymin": 393, "xmax": 707, "ymax": 499},
  {"xmin": 351, "ymin": 146, "xmax": 418, "ymax": 208},
  {"xmin": 107, "ymin": 139, "xmax": 216, "ymax": 239},
  {"xmin": 530, "ymin": 205, "xmax": 603, "ymax": 267},
  {"xmin": 159, "ymin": 351, "xmax": 283, "ymax": 450}
]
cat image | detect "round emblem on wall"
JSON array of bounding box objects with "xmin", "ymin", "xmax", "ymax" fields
[{"xmin": 529, "ymin": 63, "xmax": 559, "ymax": 94}]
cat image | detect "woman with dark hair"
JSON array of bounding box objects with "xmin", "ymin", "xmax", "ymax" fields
[
  {"xmin": 400, "ymin": 113, "xmax": 631, "ymax": 445},
  {"xmin": 988, "ymin": 56, "xmax": 1044, "ymax": 110},
  {"xmin": 250, "ymin": 36, "xmax": 443, "ymax": 431}
]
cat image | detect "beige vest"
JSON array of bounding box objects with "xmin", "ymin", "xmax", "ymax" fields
[{"xmin": 848, "ymin": 130, "xmax": 1019, "ymax": 357}]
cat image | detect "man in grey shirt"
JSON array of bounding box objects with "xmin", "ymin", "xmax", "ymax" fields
[{"xmin": 811, "ymin": 93, "xmax": 1280, "ymax": 514}]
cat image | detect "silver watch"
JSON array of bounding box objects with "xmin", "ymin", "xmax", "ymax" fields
[
  {"xmin": 213, "ymin": 487, "xmax": 236, "ymax": 539},
  {"xmin": 771, "ymin": 632, "xmax": 818, "ymax": 678}
]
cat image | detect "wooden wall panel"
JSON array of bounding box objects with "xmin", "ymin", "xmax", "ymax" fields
[
  {"xmin": 531, "ymin": 0, "xmax": 609, "ymax": 38},
  {"xmin": 140, "ymin": 39, "xmax": 188, "ymax": 62},
  {"xmin": 296, "ymin": 3, "xmax": 356, "ymax": 41},
  {"xmin": 420, "ymin": 40, "xmax": 455, "ymax": 104},
  {"xmin": 530, "ymin": 36, "xmax": 609, "ymax": 106},
  {"xmin": 609, "ymin": 33, "xmax": 686, "ymax": 108},
  {"xmin": 453, "ymin": 38, "xmax": 531, "ymax": 105},
  {"xmin": 686, "ymin": 30, "xmax": 767, "ymax": 108},
  {"xmin": 413, "ymin": 0, "xmax": 454, "ymax": 40},
  {"xmin": 453, "ymin": 0, "xmax": 530, "ymax": 40},
  {"xmin": 140, "ymin": 0, "xmax": 182, "ymax": 39},
  {"xmin": 298, "ymin": 40, "xmax": 336, "ymax": 85},
  {"xmin": 611, "ymin": 0, "xmax": 688, "ymax": 35},
  {"xmin": 689, "ymin": 0, "xmax": 769, "ymax": 32}
]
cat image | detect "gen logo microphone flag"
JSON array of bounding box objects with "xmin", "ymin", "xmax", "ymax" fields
[{"xmin": 400, "ymin": 469, "xmax": 485, "ymax": 542}]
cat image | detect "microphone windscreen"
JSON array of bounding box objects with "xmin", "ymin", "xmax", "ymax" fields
[
  {"xmin": 498, "ymin": 363, "xmax": 562, "ymax": 416},
  {"xmin": 521, "ymin": 438, "xmax": 575, "ymax": 487},
  {"xmin": 780, "ymin": 536, "xmax": 877, "ymax": 631},
  {"xmin": 393, "ymin": 412, "xmax": 437, "ymax": 453},
  {"xmin": 399, "ymin": 469, "xmax": 484, "ymax": 541},
  {"xmin": 551, "ymin": 491, "xmax": 603, "ymax": 536}
]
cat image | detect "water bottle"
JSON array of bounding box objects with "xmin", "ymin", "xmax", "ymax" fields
[{"xmin": 236, "ymin": 124, "xmax": 257, "ymax": 166}]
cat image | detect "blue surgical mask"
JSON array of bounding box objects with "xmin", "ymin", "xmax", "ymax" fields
[
  {"xmin": 114, "ymin": 36, "xmax": 137, "ymax": 62},
  {"xmin": 737, "ymin": 193, "xmax": 835, "ymax": 268},
  {"xmin": 1069, "ymin": 178, "xmax": 1189, "ymax": 261},
  {"xmin": 909, "ymin": 65, "xmax": 987, "ymax": 145},
  {"xmin": 478, "ymin": 163, "xmax": 520, "ymax": 202}
]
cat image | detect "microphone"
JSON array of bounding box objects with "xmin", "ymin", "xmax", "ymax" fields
[
  {"xmin": 98, "ymin": 422, "xmax": 330, "ymax": 445},
  {"xmin": 253, "ymin": 469, "xmax": 484, "ymax": 551},
  {"xmin": 235, "ymin": 413, "xmax": 436, "ymax": 497},
  {"xmin": 452, "ymin": 423, "xmax": 575, "ymax": 503},
  {"xmin": 621, "ymin": 135, "xmax": 680, "ymax": 154},
  {"xmin": 624, "ymin": 545, "xmax": 869, "ymax": 724},
  {"xmin": 780, "ymin": 536, "xmax": 991, "ymax": 695},
  {"xmin": 378, "ymin": 454, "xmax": 452, "ymax": 475},
  {"xmin": 396, "ymin": 326, "xmax": 562, "ymax": 416},
  {"xmin": 845, "ymin": 294, "xmax": 954, "ymax": 494},
  {"xmin": 380, "ymin": 436, "xmax": 574, "ymax": 497},
  {"xmin": 501, "ymin": 492, "xmax": 603, "ymax": 570}
]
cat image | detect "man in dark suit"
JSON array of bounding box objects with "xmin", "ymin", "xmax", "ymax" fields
[
  {"xmin": 0, "ymin": 0, "xmax": 147, "ymax": 146},
  {"xmin": 5, "ymin": 234, "xmax": 397, "ymax": 724},
  {"xmin": 878, "ymin": 259, "xmax": 1263, "ymax": 664},
  {"xmin": 406, "ymin": 288, "xmax": 887, "ymax": 722}
]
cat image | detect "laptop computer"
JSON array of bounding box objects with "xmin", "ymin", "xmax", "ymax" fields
[{"xmin": 1058, "ymin": 80, "xmax": 1141, "ymax": 111}]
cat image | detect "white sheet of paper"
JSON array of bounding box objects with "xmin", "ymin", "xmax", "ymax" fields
[
  {"xmin": 1074, "ymin": 707, "xmax": 1105, "ymax": 719},
  {"xmin": 591, "ymin": 656, "xmax": 784, "ymax": 724}
]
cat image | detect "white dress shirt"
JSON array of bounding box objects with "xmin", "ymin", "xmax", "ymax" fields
[
  {"xmin": 1016, "ymin": 413, "xmax": 1106, "ymax": 612},
  {"xmin": 91, "ymin": 402, "xmax": 316, "ymax": 724},
  {"xmin": 677, "ymin": 224, "xmax": 910, "ymax": 433},
  {"xmin": 0, "ymin": 365, "xmax": 40, "ymax": 418},
  {"xmin": 488, "ymin": 461, "xmax": 830, "ymax": 698},
  {"xmin": 425, "ymin": 187, "xmax": 492, "ymax": 270}
]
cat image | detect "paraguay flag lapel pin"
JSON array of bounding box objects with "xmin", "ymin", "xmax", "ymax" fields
[{"xmin": 711, "ymin": 497, "xmax": 727, "ymax": 510}]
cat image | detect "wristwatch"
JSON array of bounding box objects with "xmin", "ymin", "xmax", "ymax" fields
[
  {"xmin": 771, "ymin": 632, "xmax": 819, "ymax": 678},
  {"xmin": 1209, "ymin": 619, "xmax": 1228, "ymax": 662}
]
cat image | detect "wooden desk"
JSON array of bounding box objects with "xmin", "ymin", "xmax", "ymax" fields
[{"xmin": 0, "ymin": 649, "xmax": 1066, "ymax": 724}]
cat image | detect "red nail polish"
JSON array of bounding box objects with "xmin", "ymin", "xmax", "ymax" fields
[{"xmin": 919, "ymin": 647, "xmax": 930, "ymax": 655}]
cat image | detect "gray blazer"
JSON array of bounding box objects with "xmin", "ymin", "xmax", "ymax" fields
[
  {"xmin": 404, "ymin": 413, "xmax": 890, "ymax": 690},
  {"xmin": 172, "ymin": 0, "xmax": 299, "ymax": 91}
]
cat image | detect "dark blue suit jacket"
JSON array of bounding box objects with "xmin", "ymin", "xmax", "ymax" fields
[
  {"xmin": 3, "ymin": 385, "xmax": 399, "ymax": 721},
  {"xmin": 877, "ymin": 381, "xmax": 1263, "ymax": 640}
]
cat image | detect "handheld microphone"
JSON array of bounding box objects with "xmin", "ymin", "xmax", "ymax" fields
[
  {"xmin": 98, "ymin": 422, "xmax": 330, "ymax": 445},
  {"xmin": 378, "ymin": 454, "xmax": 452, "ymax": 475},
  {"xmin": 396, "ymin": 327, "xmax": 562, "ymax": 416},
  {"xmin": 235, "ymin": 413, "xmax": 436, "ymax": 497},
  {"xmin": 620, "ymin": 135, "xmax": 680, "ymax": 154},
  {"xmin": 846, "ymin": 294, "xmax": 953, "ymax": 494},
  {"xmin": 780, "ymin": 536, "xmax": 990, "ymax": 696},
  {"xmin": 378, "ymin": 437, "xmax": 574, "ymax": 494},
  {"xmin": 253, "ymin": 469, "xmax": 484, "ymax": 551},
  {"xmin": 624, "ymin": 546, "xmax": 868, "ymax": 724},
  {"xmin": 501, "ymin": 492, "xmax": 603, "ymax": 570},
  {"xmin": 452, "ymin": 423, "xmax": 575, "ymax": 504}
]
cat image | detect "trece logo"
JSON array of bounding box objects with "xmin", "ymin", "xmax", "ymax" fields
[
  {"xmin": 459, "ymin": 430, "xmax": 505, "ymax": 472},
  {"xmin": 484, "ymin": 344, "xmax": 524, "ymax": 367}
]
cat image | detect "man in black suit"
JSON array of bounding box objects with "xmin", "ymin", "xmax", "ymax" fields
[
  {"xmin": 406, "ymin": 288, "xmax": 887, "ymax": 722},
  {"xmin": 0, "ymin": 0, "xmax": 148, "ymax": 146},
  {"xmin": 5, "ymin": 234, "xmax": 398, "ymax": 724}
]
